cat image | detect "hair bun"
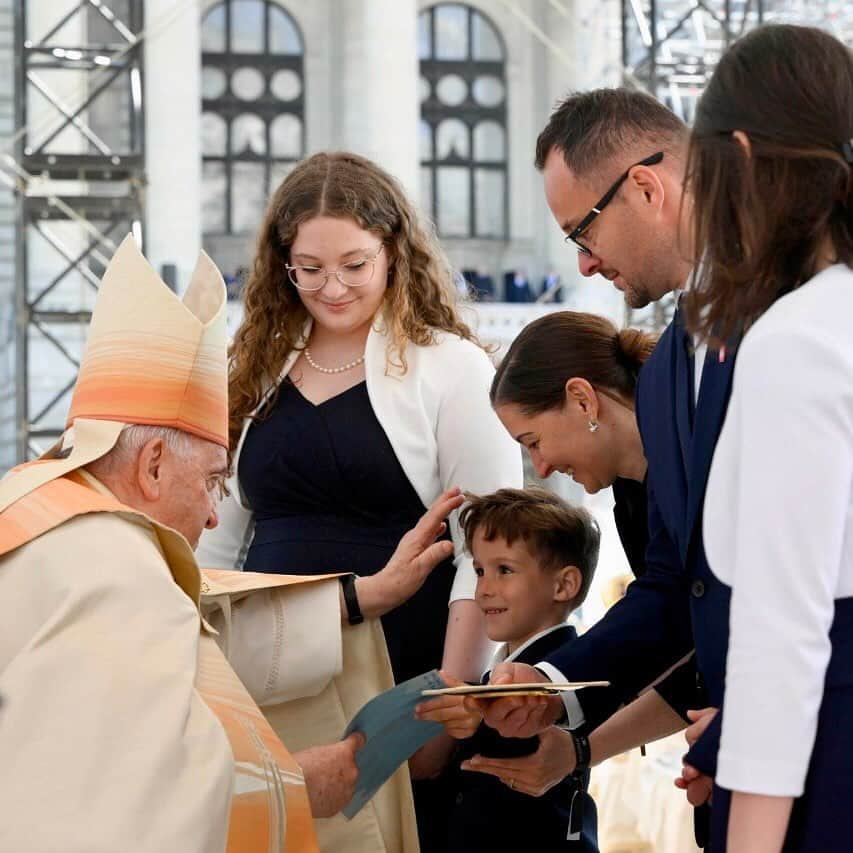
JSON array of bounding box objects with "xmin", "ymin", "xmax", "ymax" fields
[{"xmin": 615, "ymin": 327, "xmax": 657, "ymax": 372}]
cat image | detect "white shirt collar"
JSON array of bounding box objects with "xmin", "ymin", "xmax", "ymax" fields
[{"xmin": 485, "ymin": 622, "xmax": 571, "ymax": 678}]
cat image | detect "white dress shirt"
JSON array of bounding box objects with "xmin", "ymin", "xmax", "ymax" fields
[
  {"xmin": 704, "ymin": 263, "xmax": 853, "ymax": 796},
  {"xmin": 487, "ymin": 623, "xmax": 573, "ymax": 674}
]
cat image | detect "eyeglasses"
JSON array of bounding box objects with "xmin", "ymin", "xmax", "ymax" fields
[
  {"xmin": 285, "ymin": 244, "xmax": 385, "ymax": 292},
  {"xmin": 206, "ymin": 472, "xmax": 230, "ymax": 502},
  {"xmin": 564, "ymin": 152, "xmax": 665, "ymax": 256},
  {"xmin": 184, "ymin": 456, "xmax": 231, "ymax": 503}
]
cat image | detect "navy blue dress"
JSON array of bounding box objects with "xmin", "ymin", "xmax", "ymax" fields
[
  {"xmin": 238, "ymin": 378, "xmax": 456, "ymax": 850},
  {"xmin": 239, "ymin": 379, "xmax": 455, "ymax": 684}
]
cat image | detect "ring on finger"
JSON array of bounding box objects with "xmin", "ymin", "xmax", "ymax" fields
[{"xmin": 507, "ymin": 778, "xmax": 516, "ymax": 790}]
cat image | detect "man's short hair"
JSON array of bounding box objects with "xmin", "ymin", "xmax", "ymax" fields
[
  {"xmin": 460, "ymin": 486, "xmax": 601, "ymax": 607},
  {"xmin": 534, "ymin": 87, "xmax": 688, "ymax": 181}
]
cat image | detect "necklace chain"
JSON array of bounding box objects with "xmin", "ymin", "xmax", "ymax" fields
[{"xmin": 304, "ymin": 346, "xmax": 365, "ymax": 375}]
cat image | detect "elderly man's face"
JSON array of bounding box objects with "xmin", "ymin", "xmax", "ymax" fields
[{"xmin": 153, "ymin": 439, "xmax": 228, "ymax": 549}]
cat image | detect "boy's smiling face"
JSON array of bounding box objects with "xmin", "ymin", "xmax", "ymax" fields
[{"xmin": 473, "ymin": 529, "xmax": 579, "ymax": 654}]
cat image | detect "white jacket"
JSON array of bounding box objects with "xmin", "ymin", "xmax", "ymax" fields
[{"xmin": 197, "ymin": 320, "xmax": 523, "ymax": 602}]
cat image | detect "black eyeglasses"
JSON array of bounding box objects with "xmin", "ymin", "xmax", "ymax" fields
[{"xmin": 564, "ymin": 151, "xmax": 665, "ymax": 256}]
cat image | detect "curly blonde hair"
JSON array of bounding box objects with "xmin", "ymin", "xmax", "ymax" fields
[{"xmin": 228, "ymin": 151, "xmax": 480, "ymax": 448}]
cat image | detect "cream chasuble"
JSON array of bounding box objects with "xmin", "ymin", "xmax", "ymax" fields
[
  {"xmin": 0, "ymin": 235, "xmax": 418, "ymax": 853},
  {"xmin": 0, "ymin": 467, "xmax": 319, "ymax": 852},
  {"xmin": 202, "ymin": 572, "xmax": 420, "ymax": 853}
]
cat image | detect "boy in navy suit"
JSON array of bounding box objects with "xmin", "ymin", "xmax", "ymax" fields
[{"xmin": 447, "ymin": 487, "xmax": 601, "ymax": 852}]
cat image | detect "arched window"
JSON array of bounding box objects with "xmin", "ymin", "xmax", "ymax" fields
[
  {"xmin": 418, "ymin": 4, "xmax": 508, "ymax": 239},
  {"xmin": 201, "ymin": 0, "xmax": 304, "ymax": 235}
]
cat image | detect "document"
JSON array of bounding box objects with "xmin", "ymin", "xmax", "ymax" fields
[
  {"xmin": 421, "ymin": 680, "xmax": 609, "ymax": 699},
  {"xmin": 342, "ymin": 669, "xmax": 447, "ymax": 819}
]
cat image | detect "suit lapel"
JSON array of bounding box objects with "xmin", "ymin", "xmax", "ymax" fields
[
  {"xmin": 683, "ymin": 345, "xmax": 737, "ymax": 555},
  {"xmin": 673, "ymin": 308, "xmax": 694, "ymax": 485}
]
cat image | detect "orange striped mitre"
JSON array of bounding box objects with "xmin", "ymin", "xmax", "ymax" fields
[{"xmin": 67, "ymin": 235, "xmax": 228, "ymax": 449}]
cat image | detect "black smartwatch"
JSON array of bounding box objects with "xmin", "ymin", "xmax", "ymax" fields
[
  {"xmin": 339, "ymin": 574, "xmax": 364, "ymax": 625},
  {"xmin": 570, "ymin": 730, "xmax": 591, "ymax": 773}
]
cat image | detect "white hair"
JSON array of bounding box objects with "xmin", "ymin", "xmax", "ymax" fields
[{"xmin": 87, "ymin": 424, "xmax": 209, "ymax": 478}]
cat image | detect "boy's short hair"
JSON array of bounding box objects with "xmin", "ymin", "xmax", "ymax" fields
[{"xmin": 460, "ymin": 486, "xmax": 601, "ymax": 607}]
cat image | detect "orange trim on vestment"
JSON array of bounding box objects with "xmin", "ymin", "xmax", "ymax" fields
[{"xmin": 0, "ymin": 468, "xmax": 319, "ymax": 853}]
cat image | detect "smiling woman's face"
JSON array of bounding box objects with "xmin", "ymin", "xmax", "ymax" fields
[
  {"xmin": 495, "ymin": 399, "xmax": 620, "ymax": 494},
  {"xmin": 289, "ymin": 215, "xmax": 389, "ymax": 336}
]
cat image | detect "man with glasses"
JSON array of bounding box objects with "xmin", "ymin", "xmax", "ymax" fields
[{"xmin": 470, "ymin": 89, "xmax": 731, "ymax": 844}]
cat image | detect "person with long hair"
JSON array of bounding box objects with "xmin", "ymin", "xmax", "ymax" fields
[
  {"xmin": 196, "ymin": 151, "xmax": 522, "ymax": 851},
  {"xmin": 679, "ymin": 24, "xmax": 853, "ymax": 852}
]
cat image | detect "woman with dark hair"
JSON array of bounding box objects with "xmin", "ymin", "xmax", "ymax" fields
[
  {"xmin": 491, "ymin": 311, "xmax": 655, "ymax": 574},
  {"xmin": 196, "ymin": 151, "xmax": 522, "ymax": 852},
  {"xmin": 454, "ymin": 312, "xmax": 705, "ymax": 787},
  {"xmin": 681, "ymin": 24, "xmax": 853, "ymax": 852}
]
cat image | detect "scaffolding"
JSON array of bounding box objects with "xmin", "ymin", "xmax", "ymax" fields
[
  {"xmin": 8, "ymin": 0, "xmax": 145, "ymax": 462},
  {"xmin": 621, "ymin": 0, "xmax": 852, "ymax": 330},
  {"xmin": 623, "ymin": 0, "xmax": 852, "ymax": 124}
]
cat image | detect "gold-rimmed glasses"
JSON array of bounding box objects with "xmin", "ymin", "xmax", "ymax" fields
[{"xmin": 285, "ymin": 244, "xmax": 385, "ymax": 292}]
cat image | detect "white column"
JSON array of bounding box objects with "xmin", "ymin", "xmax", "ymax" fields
[
  {"xmin": 337, "ymin": 0, "xmax": 420, "ymax": 201},
  {"xmin": 542, "ymin": 0, "xmax": 623, "ymax": 319},
  {"xmin": 143, "ymin": 0, "xmax": 201, "ymax": 292}
]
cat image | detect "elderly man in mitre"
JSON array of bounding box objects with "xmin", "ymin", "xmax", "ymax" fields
[{"xmin": 0, "ymin": 237, "xmax": 458, "ymax": 853}]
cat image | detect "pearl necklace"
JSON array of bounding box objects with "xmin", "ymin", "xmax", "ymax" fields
[{"xmin": 304, "ymin": 347, "xmax": 365, "ymax": 375}]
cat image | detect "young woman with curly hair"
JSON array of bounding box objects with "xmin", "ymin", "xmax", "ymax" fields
[{"xmin": 197, "ymin": 151, "xmax": 522, "ymax": 851}]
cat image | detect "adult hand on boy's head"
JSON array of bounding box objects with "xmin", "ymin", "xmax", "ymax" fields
[
  {"xmin": 358, "ymin": 488, "xmax": 464, "ymax": 618},
  {"xmin": 472, "ymin": 662, "xmax": 563, "ymax": 738},
  {"xmin": 461, "ymin": 726, "xmax": 576, "ymax": 797},
  {"xmin": 415, "ymin": 672, "xmax": 482, "ymax": 739}
]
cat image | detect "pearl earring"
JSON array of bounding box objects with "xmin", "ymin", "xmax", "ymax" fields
[{"xmin": 588, "ymin": 420, "xmax": 599, "ymax": 433}]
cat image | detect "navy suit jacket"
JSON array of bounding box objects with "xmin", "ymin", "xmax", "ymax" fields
[
  {"xmin": 543, "ymin": 310, "xmax": 736, "ymax": 747},
  {"xmin": 450, "ymin": 625, "xmax": 597, "ymax": 852}
]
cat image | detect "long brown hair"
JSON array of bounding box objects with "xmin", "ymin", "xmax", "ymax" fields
[
  {"xmin": 683, "ymin": 25, "xmax": 853, "ymax": 343},
  {"xmin": 490, "ymin": 311, "xmax": 657, "ymax": 414},
  {"xmin": 228, "ymin": 151, "xmax": 478, "ymax": 447}
]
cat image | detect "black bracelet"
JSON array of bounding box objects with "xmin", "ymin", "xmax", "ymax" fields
[
  {"xmin": 571, "ymin": 730, "xmax": 591, "ymax": 772},
  {"xmin": 339, "ymin": 574, "xmax": 364, "ymax": 625}
]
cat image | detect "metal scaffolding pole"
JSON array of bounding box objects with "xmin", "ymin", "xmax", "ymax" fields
[
  {"xmin": 620, "ymin": 0, "xmax": 852, "ymax": 331},
  {"xmin": 11, "ymin": 0, "xmax": 145, "ymax": 462}
]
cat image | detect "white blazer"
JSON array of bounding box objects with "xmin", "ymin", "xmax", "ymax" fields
[
  {"xmin": 704, "ymin": 263, "xmax": 853, "ymax": 797},
  {"xmin": 197, "ymin": 319, "xmax": 524, "ymax": 602}
]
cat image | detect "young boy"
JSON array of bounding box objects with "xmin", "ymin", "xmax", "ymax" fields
[{"xmin": 444, "ymin": 487, "xmax": 601, "ymax": 852}]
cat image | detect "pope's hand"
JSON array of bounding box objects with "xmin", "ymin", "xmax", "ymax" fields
[
  {"xmin": 471, "ymin": 662, "xmax": 564, "ymax": 738},
  {"xmin": 356, "ymin": 488, "xmax": 464, "ymax": 619},
  {"xmin": 415, "ymin": 671, "xmax": 483, "ymax": 739},
  {"xmin": 295, "ymin": 732, "xmax": 364, "ymax": 818},
  {"xmin": 461, "ymin": 725, "xmax": 577, "ymax": 796}
]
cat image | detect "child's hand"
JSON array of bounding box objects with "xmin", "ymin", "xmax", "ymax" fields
[{"xmin": 414, "ymin": 671, "xmax": 483, "ymax": 739}]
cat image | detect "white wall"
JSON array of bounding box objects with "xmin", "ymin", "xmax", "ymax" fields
[
  {"xmin": 190, "ymin": 0, "xmax": 622, "ymax": 322},
  {"xmin": 145, "ymin": 0, "xmax": 202, "ymax": 292}
]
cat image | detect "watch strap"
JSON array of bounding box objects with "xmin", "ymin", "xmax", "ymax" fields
[{"xmin": 339, "ymin": 573, "xmax": 364, "ymax": 625}]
